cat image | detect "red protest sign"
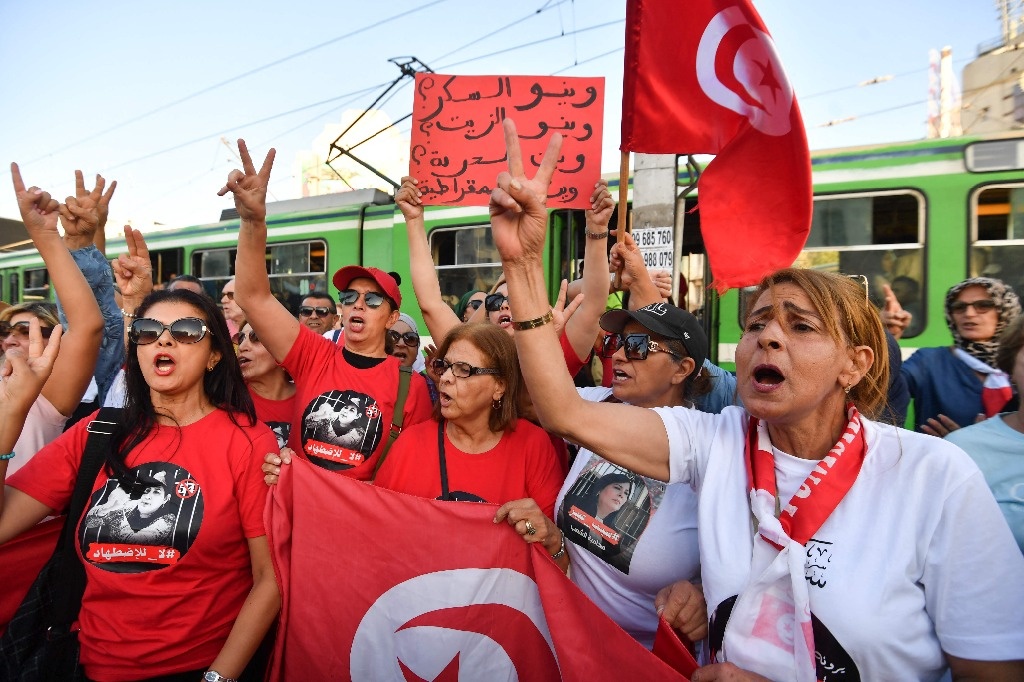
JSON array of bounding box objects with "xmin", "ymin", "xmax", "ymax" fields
[{"xmin": 410, "ymin": 74, "xmax": 604, "ymax": 208}]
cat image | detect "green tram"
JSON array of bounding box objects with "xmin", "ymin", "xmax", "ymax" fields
[{"xmin": 2, "ymin": 132, "xmax": 1023, "ymax": 367}]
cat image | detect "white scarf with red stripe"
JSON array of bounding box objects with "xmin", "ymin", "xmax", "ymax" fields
[
  {"xmin": 952, "ymin": 348, "xmax": 1013, "ymax": 417},
  {"xmin": 722, "ymin": 406, "xmax": 866, "ymax": 682}
]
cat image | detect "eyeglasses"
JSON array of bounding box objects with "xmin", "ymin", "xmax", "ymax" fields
[
  {"xmin": 298, "ymin": 306, "xmax": 334, "ymax": 317},
  {"xmin": 221, "ymin": 291, "xmax": 235, "ymax": 301},
  {"xmin": 845, "ymin": 274, "xmax": 869, "ymax": 303},
  {"xmin": 485, "ymin": 294, "xmax": 509, "ymax": 312},
  {"xmin": 0, "ymin": 321, "xmax": 54, "ymax": 341},
  {"xmin": 388, "ymin": 330, "xmax": 420, "ymax": 346},
  {"xmin": 600, "ymin": 333, "xmax": 682, "ymax": 361},
  {"xmin": 232, "ymin": 330, "xmax": 260, "ymax": 345},
  {"xmin": 466, "ymin": 299, "xmax": 484, "ymax": 311},
  {"xmin": 430, "ymin": 358, "xmax": 501, "ymax": 378},
  {"xmin": 950, "ymin": 299, "xmax": 997, "ymax": 314},
  {"xmin": 130, "ymin": 317, "xmax": 211, "ymax": 345},
  {"xmin": 339, "ymin": 289, "xmax": 387, "ymax": 308}
]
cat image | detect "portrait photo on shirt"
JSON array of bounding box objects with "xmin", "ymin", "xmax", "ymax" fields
[
  {"xmin": 557, "ymin": 456, "xmax": 662, "ymax": 573},
  {"xmin": 79, "ymin": 462, "xmax": 203, "ymax": 573},
  {"xmin": 268, "ymin": 421, "xmax": 291, "ymax": 450},
  {"xmin": 300, "ymin": 389, "xmax": 383, "ymax": 470}
]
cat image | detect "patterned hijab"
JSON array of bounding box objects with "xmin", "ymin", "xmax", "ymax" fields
[{"xmin": 944, "ymin": 277, "xmax": 1021, "ymax": 367}]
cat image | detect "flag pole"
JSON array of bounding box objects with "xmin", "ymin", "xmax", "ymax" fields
[{"xmin": 614, "ymin": 150, "xmax": 629, "ymax": 290}]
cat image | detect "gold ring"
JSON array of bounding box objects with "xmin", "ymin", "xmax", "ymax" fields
[{"xmin": 525, "ymin": 520, "xmax": 536, "ymax": 535}]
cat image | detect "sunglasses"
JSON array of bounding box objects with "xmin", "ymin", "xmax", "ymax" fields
[
  {"xmin": 430, "ymin": 358, "xmax": 501, "ymax": 379},
  {"xmin": 232, "ymin": 330, "xmax": 260, "ymax": 345},
  {"xmin": 221, "ymin": 291, "xmax": 235, "ymax": 301},
  {"xmin": 339, "ymin": 289, "xmax": 387, "ymax": 308},
  {"xmin": 298, "ymin": 306, "xmax": 334, "ymax": 317},
  {"xmin": 950, "ymin": 299, "xmax": 997, "ymax": 314},
  {"xmin": 0, "ymin": 321, "xmax": 54, "ymax": 341},
  {"xmin": 485, "ymin": 294, "xmax": 510, "ymax": 312},
  {"xmin": 466, "ymin": 299, "xmax": 484, "ymax": 311},
  {"xmin": 130, "ymin": 317, "xmax": 211, "ymax": 345},
  {"xmin": 600, "ymin": 333, "xmax": 682, "ymax": 361},
  {"xmin": 388, "ymin": 330, "xmax": 420, "ymax": 346}
]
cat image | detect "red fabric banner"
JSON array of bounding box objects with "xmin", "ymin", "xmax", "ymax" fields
[
  {"xmin": 411, "ymin": 73, "xmax": 604, "ymax": 209},
  {"xmin": 621, "ymin": 0, "xmax": 812, "ymax": 292},
  {"xmin": 0, "ymin": 516, "xmax": 62, "ymax": 636},
  {"xmin": 266, "ymin": 458, "xmax": 687, "ymax": 680}
]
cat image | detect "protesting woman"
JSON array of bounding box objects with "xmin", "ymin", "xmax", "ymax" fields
[
  {"xmin": 902, "ymin": 276, "xmax": 1020, "ymax": 435},
  {"xmin": 1, "ymin": 288, "xmax": 280, "ymax": 681},
  {"xmin": 489, "ymin": 119, "xmax": 1024, "ymax": 681},
  {"xmin": 374, "ymin": 323, "xmax": 563, "ymax": 517},
  {"xmin": 236, "ymin": 321, "xmax": 296, "ymax": 449}
]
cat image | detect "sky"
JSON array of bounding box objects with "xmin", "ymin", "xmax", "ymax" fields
[{"xmin": 0, "ymin": 0, "xmax": 1004, "ymax": 233}]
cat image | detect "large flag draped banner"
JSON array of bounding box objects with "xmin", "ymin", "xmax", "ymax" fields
[
  {"xmin": 266, "ymin": 458, "xmax": 689, "ymax": 680},
  {"xmin": 620, "ymin": 0, "xmax": 812, "ymax": 292}
]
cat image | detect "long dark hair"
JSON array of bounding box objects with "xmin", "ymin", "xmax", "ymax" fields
[{"xmin": 109, "ymin": 290, "xmax": 255, "ymax": 478}]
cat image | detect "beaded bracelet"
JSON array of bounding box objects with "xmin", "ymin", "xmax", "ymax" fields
[
  {"xmin": 511, "ymin": 309, "xmax": 553, "ymax": 331},
  {"xmin": 550, "ymin": 531, "xmax": 566, "ymax": 560},
  {"xmin": 120, "ymin": 309, "xmax": 136, "ymax": 318},
  {"xmin": 0, "ymin": 452, "xmax": 15, "ymax": 461},
  {"xmin": 585, "ymin": 230, "xmax": 609, "ymax": 240}
]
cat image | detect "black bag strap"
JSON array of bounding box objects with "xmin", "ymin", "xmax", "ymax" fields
[
  {"xmin": 49, "ymin": 406, "xmax": 122, "ymax": 628},
  {"xmin": 437, "ymin": 419, "xmax": 450, "ymax": 501},
  {"xmin": 371, "ymin": 364, "xmax": 413, "ymax": 481}
]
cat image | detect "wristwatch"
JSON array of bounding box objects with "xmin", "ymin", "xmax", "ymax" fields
[{"xmin": 203, "ymin": 672, "xmax": 237, "ymax": 682}]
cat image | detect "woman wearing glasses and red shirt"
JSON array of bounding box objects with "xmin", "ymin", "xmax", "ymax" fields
[
  {"xmin": 374, "ymin": 323, "xmax": 563, "ymax": 520},
  {"xmin": 901, "ymin": 277, "xmax": 1021, "ymax": 435},
  {"xmin": 4, "ymin": 289, "xmax": 280, "ymax": 681}
]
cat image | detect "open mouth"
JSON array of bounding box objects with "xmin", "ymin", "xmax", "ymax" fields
[
  {"xmin": 753, "ymin": 364, "xmax": 784, "ymax": 385},
  {"xmin": 154, "ymin": 354, "xmax": 176, "ymax": 375},
  {"xmin": 497, "ymin": 315, "xmax": 512, "ymax": 327}
]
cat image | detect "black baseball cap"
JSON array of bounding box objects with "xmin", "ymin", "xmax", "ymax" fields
[{"xmin": 600, "ymin": 302, "xmax": 708, "ymax": 369}]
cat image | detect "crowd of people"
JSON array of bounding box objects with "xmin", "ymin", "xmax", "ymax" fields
[{"xmin": 0, "ymin": 121, "xmax": 1022, "ymax": 682}]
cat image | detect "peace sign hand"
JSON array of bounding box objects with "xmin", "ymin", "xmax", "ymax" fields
[
  {"xmin": 10, "ymin": 162, "xmax": 60, "ymax": 237},
  {"xmin": 489, "ymin": 118, "xmax": 563, "ymax": 266},
  {"xmin": 217, "ymin": 138, "xmax": 276, "ymax": 223},
  {"xmin": 59, "ymin": 170, "xmax": 109, "ymax": 241},
  {"xmin": 111, "ymin": 226, "xmax": 153, "ymax": 303}
]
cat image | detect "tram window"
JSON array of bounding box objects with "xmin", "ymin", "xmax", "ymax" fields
[
  {"xmin": 430, "ymin": 225, "xmax": 503, "ymax": 310},
  {"xmin": 192, "ymin": 240, "xmax": 328, "ymax": 315},
  {"xmin": 8, "ymin": 272, "xmax": 19, "ymax": 303},
  {"xmin": 741, "ymin": 190, "xmax": 926, "ymax": 338},
  {"xmin": 22, "ymin": 267, "xmax": 51, "ymax": 301},
  {"xmin": 971, "ymin": 184, "xmax": 1024, "ymax": 294}
]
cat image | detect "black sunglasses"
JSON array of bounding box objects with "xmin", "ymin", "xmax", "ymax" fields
[
  {"xmin": 430, "ymin": 358, "xmax": 501, "ymax": 378},
  {"xmin": 950, "ymin": 299, "xmax": 996, "ymax": 314},
  {"xmin": 388, "ymin": 330, "xmax": 420, "ymax": 346},
  {"xmin": 0, "ymin": 321, "xmax": 54, "ymax": 341},
  {"xmin": 485, "ymin": 294, "xmax": 510, "ymax": 312},
  {"xmin": 600, "ymin": 333, "xmax": 682, "ymax": 361},
  {"xmin": 130, "ymin": 317, "xmax": 211, "ymax": 345},
  {"xmin": 232, "ymin": 330, "xmax": 260, "ymax": 345},
  {"xmin": 298, "ymin": 306, "xmax": 334, "ymax": 317},
  {"xmin": 466, "ymin": 299, "xmax": 484, "ymax": 310},
  {"xmin": 339, "ymin": 289, "xmax": 387, "ymax": 309}
]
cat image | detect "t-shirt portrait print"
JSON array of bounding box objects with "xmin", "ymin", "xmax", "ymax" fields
[
  {"xmin": 300, "ymin": 389, "xmax": 383, "ymax": 470},
  {"xmin": 79, "ymin": 462, "xmax": 203, "ymax": 573},
  {"xmin": 557, "ymin": 454, "xmax": 665, "ymax": 574}
]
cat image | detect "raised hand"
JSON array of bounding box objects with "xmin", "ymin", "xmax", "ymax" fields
[
  {"xmin": 0, "ymin": 319, "xmax": 62, "ymax": 413},
  {"xmin": 10, "ymin": 162, "xmax": 60, "ymax": 237},
  {"xmin": 489, "ymin": 118, "xmax": 563, "ymax": 265},
  {"xmin": 111, "ymin": 226, "xmax": 153, "ymax": 302},
  {"xmin": 396, "ymin": 176, "xmax": 424, "ymax": 222},
  {"xmin": 217, "ymin": 139, "xmax": 275, "ymax": 223},
  {"xmin": 880, "ymin": 283, "xmax": 912, "ymax": 340},
  {"xmin": 586, "ymin": 179, "xmax": 614, "ymax": 231},
  {"xmin": 59, "ymin": 170, "xmax": 112, "ymax": 241},
  {"xmin": 550, "ymin": 278, "xmax": 584, "ymax": 338}
]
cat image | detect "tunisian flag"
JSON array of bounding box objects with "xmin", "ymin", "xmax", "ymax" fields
[
  {"xmin": 621, "ymin": 0, "xmax": 812, "ymax": 292},
  {"xmin": 266, "ymin": 458, "xmax": 689, "ymax": 680}
]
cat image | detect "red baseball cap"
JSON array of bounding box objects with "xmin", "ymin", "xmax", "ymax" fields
[{"xmin": 332, "ymin": 266, "xmax": 401, "ymax": 309}]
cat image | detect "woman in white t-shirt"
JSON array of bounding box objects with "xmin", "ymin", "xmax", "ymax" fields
[
  {"xmin": 498, "ymin": 303, "xmax": 713, "ymax": 650},
  {"xmin": 489, "ymin": 119, "xmax": 1024, "ymax": 682}
]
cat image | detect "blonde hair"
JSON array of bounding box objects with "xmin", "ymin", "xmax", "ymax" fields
[{"xmin": 0, "ymin": 301, "xmax": 60, "ymax": 328}]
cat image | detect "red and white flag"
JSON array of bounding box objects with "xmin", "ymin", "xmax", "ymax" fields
[
  {"xmin": 621, "ymin": 0, "xmax": 812, "ymax": 292},
  {"xmin": 266, "ymin": 458, "xmax": 688, "ymax": 680}
]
